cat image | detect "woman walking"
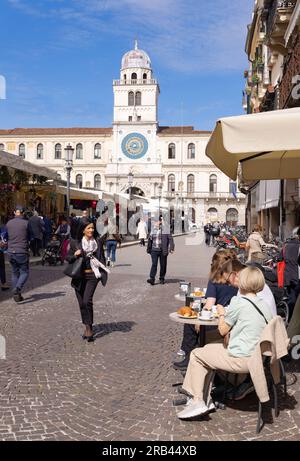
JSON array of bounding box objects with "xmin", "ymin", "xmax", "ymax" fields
[
  {"xmin": 66, "ymin": 222, "xmax": 109, "ymax": 342},
  {"xmin": 137, "ymin": 217, "xmax": 148, "ymax": 246}
]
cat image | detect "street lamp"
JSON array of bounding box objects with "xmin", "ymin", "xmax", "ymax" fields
[
  {"xmin": 128, "ymin": 171, "xmax": 134, "ymax": 199},
  {"xmin": 158, "ymin": 183, "xmax": 163, "ymax": 218},
  {"xmin": 64, "ymin": 144, "xmax": 74, "ymax": 218}
]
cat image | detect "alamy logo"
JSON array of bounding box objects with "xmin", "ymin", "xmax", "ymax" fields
[
  {"xmin": 0, "ymin": 75, "xmax": 6, "ymax": 100},
  {"xmin": 292, "ymin": 75, "xmax": 300, "ymax": 101},
  {"xmin": 0, "ymin": 334, "xmax": 6, "ymax": 359}
]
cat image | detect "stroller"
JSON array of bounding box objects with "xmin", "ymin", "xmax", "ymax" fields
[{"xmin": 41, "ymin": 237, "xmax": 64, "ymax": 266}]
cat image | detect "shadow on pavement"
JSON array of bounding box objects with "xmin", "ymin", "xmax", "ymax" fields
[
  {"xmin": 93, "ymin": 321, "xmax": 136, "ymax": 340},
  {"xmin": 0, "ymin": 266, "xmax": 68, "ymax": 303},
  {"xmin": 113, "ymin": 264, "xmax": 132, "ymax": 268},
  {"xmin": 20, "ymin": 291, "xmax": 66, "ymax": 304}
]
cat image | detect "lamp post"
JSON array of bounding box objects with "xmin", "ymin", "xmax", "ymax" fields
[
  {"xmin": 128, "ymin": 171, "xmax": 134, "ymax": 199},
  {"xmin": 64, "ymin": 144, "xmax": 74, "ymax": 218},
  {"xmin": 158, "ymin": 183, "xmax": 163, "ymax": 218}
]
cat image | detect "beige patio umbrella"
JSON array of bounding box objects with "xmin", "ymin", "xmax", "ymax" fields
[{"xmin": 205, "ymin": 107, "xmax": 300, "ymax": 181}]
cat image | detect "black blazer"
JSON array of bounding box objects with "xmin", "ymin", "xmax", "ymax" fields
[
  {"xmin": 147, "ymin": 232, "xmax": 175, "ymax": 256},
  {"xmin": 66, "ymin": 236, "xmax": 108, "ymax": 289}
]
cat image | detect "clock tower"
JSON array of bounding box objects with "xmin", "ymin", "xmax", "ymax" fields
[{"xmin": 107, "ymin": 40, "xmax": 162, "ymax": 196}]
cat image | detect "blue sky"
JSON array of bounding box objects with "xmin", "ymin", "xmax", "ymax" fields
[{"xmin": 0, "ymin": 0, "xmax": 254, "ymax": 130}]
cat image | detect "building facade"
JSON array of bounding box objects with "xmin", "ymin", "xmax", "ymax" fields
[
  {"xmin": 0, "ymin": 41, "xmax": 245, "ymax": 226},
  {"xmin": 243, "ymin": 0, "xmax": 300, "ymax": 238}
]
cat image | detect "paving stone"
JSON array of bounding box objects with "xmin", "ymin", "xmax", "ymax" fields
[{"xmin": 0, "ymin": 238, "xmax": 299, "ymax": 440}]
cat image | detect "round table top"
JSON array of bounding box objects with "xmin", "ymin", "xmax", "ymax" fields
[{"xmin": 169, "ymin": 312, "xmax": 219, "ymax": 326}]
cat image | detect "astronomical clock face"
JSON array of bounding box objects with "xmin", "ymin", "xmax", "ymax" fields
[{"xmin": 121, "ymin": 132, "xmax": 148, "ymax": 160}]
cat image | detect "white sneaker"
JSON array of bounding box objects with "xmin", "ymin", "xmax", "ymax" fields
[
  {"xmin": 177, "ymin": 349, "xmax": 186, "ymax": 357},
  {"xmin": 177, "ymin": 400, "xmax": 209, "ymax": 419}
]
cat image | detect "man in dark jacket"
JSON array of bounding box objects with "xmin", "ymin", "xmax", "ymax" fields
[
  {"xmin": 147, "ymin": 217, "xmax": 175, "ymax": 285},
  {"xmin": 28, "ymin": 211, "xmax": 45, "ymax": 256},
  {"xmin": 6, "ymin": 205, "xmax": 30, "ymax": 302}
]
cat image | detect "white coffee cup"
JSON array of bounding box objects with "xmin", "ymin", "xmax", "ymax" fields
[
  {"xmin": 211, "ymin": 305, "xmax": 217, "ymax": 315},
  {"xmin": 201, "ymin": 310, "xmax": 212, "ymax": 320}
]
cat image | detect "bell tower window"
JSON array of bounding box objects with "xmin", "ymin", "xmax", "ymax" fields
[
  {"xmin": 135, "ymin": 91, "xmax": 141, "ymax": 106},
  {"xmin": 128, "ymin": 91, "xmax": 134, "ymax": 106},
  {"xmin": 131, "ymin": 73, "xmax": 137, "ymax": 83},
  {"xmin": 143, "ymin": 73, "xmax": 147, "ymax": 82}
]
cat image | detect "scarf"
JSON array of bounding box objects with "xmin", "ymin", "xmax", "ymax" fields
[{"xmin": 81, "ymin": 237, "xmax": 110, "ymax": 279}]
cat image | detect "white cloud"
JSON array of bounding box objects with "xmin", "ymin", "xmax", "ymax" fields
[{"xmin": 6, "ymin": 0, "xmax": 254, "ymax": 72}]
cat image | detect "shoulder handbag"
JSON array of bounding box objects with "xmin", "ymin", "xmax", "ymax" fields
[
  {"xmin": 223, "ymin": 297, "xmax": 268, "ymax": 349},
  {"xmin": 63, "ymin": 256, "xmax": 84, "ymax": 279}
]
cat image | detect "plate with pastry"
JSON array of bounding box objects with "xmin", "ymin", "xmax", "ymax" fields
[{"xmin": 176, "ymin": 306, "xmax": 198, "ymax": 319}]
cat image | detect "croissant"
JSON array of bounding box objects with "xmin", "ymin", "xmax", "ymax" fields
[{"xmin": 177, "ymin": 306, "xmax": 195, "ymax": 316}]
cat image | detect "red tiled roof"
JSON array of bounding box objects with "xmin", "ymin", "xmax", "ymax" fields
[
  {"xmin": 158, "ymin": 126, "xmax": 211, "ymax": 135},
  {"xmin": 0, "ymin": 126, "xmax": 211, "ymax": 136},
  {"xmin": 0, "ymin": 128, "xmax": 113, "ymax": 135}
]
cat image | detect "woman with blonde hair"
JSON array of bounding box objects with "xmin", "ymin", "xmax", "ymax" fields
[
  {"xmin": 177, "ymin": 266, "xmax": 273, "ymax": 419},
  {"xmin": 173, "ymin": 249, "xmax": 238, "ymax": 371}
]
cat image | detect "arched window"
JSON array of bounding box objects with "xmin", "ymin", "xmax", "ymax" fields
[
  {"xmin": 19, "ymin": 143, "xmax": 25, "ymax": 158},
  {"xmin": 143, "ymin": 73, "xmax": 147, "ymax": 82},
  {"xmin": 168, "ymin": 143, "xmax": 176, "ymax": 159},
  {"xmin": 168, "ymin": 174, "xmax": 175, "ymax": 192},
  {"xmin": 76, "ymin": 143, "xmax": 83, "ymax": 159},
  {"xmin": 226, "ymin": 208, "xmax": 239, "ymax": 226},
  {"xmin": 94, "ymin": 174, "xmax": 101, "ymax": 190},
  {"xmin": 135, "ymin": 91, "xmax": 141, "ymax": 106},
  {"xmin": 76, "ymin": 174, "xmax": 83, "ymax": 189},
  {"xmin": 209, "ymin": 174, "xmax": 217, "ymax": 193},
  {"xmin": 123, "ymin": 74, "xmax": 127, "ymax": 82},
  {"xmin": 37, "ymin": 143, "xmax": 43, "ymax": 159},
  {"xmin": 207, "ymin": 207, "xmax": 218, "ymax": 222},
  {"xmin": 0, "ymin": 143, "xmax": 5, "ymax": 151},
  {"xmin": 131, "ymin": 72, "xmax": 137, "ymax": 83},
  {"xmin": 187, "ymin": 174, "xmax": 195, "ymax": 193},
  {"xmin": 128, "ymin": 91, "xmax": 134, "ymax": 106},
  {"xmin": 187, "ymin": 143, "xmax": 195, "ymax": 159},
  {"xmin": 94, "ymin": 143, "xmax": 101, "ymax": 159},
  {"xmin": 55, "ymin": 143, "xmax": 61, "ymax": 159}
]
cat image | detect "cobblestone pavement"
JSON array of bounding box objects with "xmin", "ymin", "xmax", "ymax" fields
[{"xmin": 0, "ymin": 233, "xmax": 299, "ymax": 441}]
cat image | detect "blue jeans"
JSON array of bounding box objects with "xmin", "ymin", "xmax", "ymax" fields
[
  {"xmin": 8, "ymin": 253, "xmax": 29, "ymax": 293},
  {"xmin": 106, "ymin": 240, "xmax": 117, "ymax": 262}
]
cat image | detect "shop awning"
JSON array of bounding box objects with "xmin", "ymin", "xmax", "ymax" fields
[
  {"xmin": 205, "ymin": 107, "xmax": 300, "ymax": 181},
  {"xmin": 0, "ymin": 150, "xmax": 59, "ymax": 180},
  {"xmin": 56, "ymin": 185, "xmax": 99, "ymax": 200}
]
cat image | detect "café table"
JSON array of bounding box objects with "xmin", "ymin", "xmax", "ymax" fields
[{"xmin": 169, "ymin": 312, "xmax": 219, "ymax": 348}]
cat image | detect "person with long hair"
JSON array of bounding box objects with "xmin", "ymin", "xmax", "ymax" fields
[
  {"xmin": 66, "ymin": 222, "xmax": 109, "ymax": 342},
  {"xmin": 173, "ymin": 249, "xmax": 238, "ymax": 371}
]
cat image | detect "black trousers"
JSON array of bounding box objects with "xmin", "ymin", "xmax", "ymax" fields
[
  {"xmin": 150, "ymin": 250, "xmax": 167, "ymax": 281},
  {"xmin": 75, "ymin": 273, "xmax": 99, "ymax": 326},
  {"xmin": 0, "ymin": 252, "xmax": 6, "ymax": 284},
  {"xmin": 31, "ymin": 238, "xmax": 42, "ymax": 256},
  {"xmin": 140, "ymin": 238, "xmax": 145, "ymax": 246},
  {"xmin": 181, "ymin": 324, "xmax": 199, "ymax": 356}
]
